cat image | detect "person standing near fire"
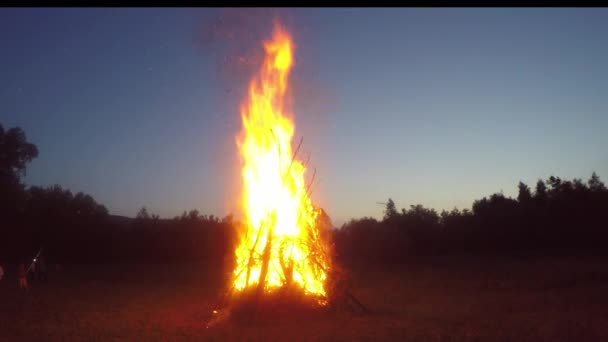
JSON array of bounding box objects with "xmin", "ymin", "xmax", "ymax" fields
[
  {"xmin": 37, "ymin": 256, "xmax": 47, "ymax": 281},
  {"xmin": 18, "ymin": 263, "xmax": 28, "ymax": 291},
  {"xmin": 28, "ymin": 258, "xmax": 36, "ymax": 285}
]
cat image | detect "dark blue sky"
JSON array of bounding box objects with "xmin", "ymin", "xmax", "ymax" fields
[{"xmin": 1, "ymin": 8, "xmax": 607, "ymax": 226}]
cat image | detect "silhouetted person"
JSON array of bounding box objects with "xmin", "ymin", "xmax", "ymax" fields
[
  {"xmin": 0, "ymin": 263, "xmax": 4, "ymax": 281},
  {"xmin": 37, "ymin": 256, "xmax": 47, "ymax": 281},
  {"xmin": 28, "ymin": 259, "xmax": 36, "ymax": 284},
  {"xmin": 18, "ymin": 263, "xmax": 28, "ymax": 292}
]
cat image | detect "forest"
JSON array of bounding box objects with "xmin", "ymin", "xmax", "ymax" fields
[{"xmin": 2, "ymin": 123, "xmax": 607, "ymax": 266}]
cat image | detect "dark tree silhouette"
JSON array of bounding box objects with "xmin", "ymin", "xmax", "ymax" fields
[
  {"xmin": 383, "ymin": 198, "xmax": 398, "ymax": 221},
  {"xmin": 0, "ymin": 124, "xmax": 38, "ymax": 178},
  {"xmin": 589, "ymin": 172, "xmax": 606, "ymax": 192},
  {"xmin": 517, "ymin": 181, "xmax": 532, "ymax": 204},
  {"xmin": 136, "ymin": 207, "xmax": 151, "ymax": 220},
  {"xmin": 534, "ymin": 179, "xmax": 548, "ymax": 203},
  {"xmin": 0, "ymin": 124, "xmax": 39, "ymax": 220}
]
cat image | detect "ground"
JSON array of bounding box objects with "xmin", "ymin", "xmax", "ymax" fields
[{"xmin": 2, "ymin": 254, "xmax": 608, "ymax": 341}]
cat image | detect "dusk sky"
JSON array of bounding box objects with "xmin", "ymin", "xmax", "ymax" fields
[{"xmin": 1, "ymin": 8, "xmax": 607, "ymax": 226}]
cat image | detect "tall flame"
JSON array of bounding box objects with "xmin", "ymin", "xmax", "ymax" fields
[{"xmin": 232, "ymin": 22, "xmax": 330, "ymax": 299}]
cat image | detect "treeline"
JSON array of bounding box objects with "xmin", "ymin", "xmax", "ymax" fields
[
  {"xmin": 1, "ymin": 124, "xmax": 236, "ymax": 265},
  {"xmin": 334, "ymin": 174, "xmax": 608, "ymax": 265},
  {"xmin": 120, "ymin": 208, "xmax": 236, "ymax": 264},
  {"xmin": 2, "ymin": 123, "xmax": 608, "ymax": 266},
  {"xmin": 3, "ymin": 183, "xmax": 237, "ymax": 265}
]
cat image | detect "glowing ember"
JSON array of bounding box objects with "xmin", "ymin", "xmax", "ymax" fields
[{"xmin": 232, "ymin": 22, "xmax": 331, "ymax": 301}]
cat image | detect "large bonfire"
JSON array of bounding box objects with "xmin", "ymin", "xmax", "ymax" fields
[{"xmin": 229, "ymin": 22, "xmax": 333, "ymax": 309}]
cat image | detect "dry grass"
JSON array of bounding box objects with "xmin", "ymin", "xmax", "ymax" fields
[{"xmin": 2, "ymin": 255, "xmax": 608, "ymax": 341}]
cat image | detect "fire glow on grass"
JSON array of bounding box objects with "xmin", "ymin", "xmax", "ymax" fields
[{"xmin": 232, "ymin": 22, "xmax": 331, "ymax": 301}]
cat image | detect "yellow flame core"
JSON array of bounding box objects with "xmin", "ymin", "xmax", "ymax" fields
[{"xmin": 233, "ymin": 24, "xmax": 329, "ymax": 299}]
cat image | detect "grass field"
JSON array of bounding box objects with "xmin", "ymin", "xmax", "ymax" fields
[{"xmin": 2, "ymin": 254, "xmax": 608, "ymax": 341}]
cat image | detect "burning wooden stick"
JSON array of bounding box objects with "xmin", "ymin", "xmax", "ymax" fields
[{"xmin": 256, "ymin": 212, "xmax": 276, "ymax": 297}]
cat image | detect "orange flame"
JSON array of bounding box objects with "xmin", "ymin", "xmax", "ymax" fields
[{"xmin": 232, "ymin": 22, "xmax": 330, "ymax": 300}]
